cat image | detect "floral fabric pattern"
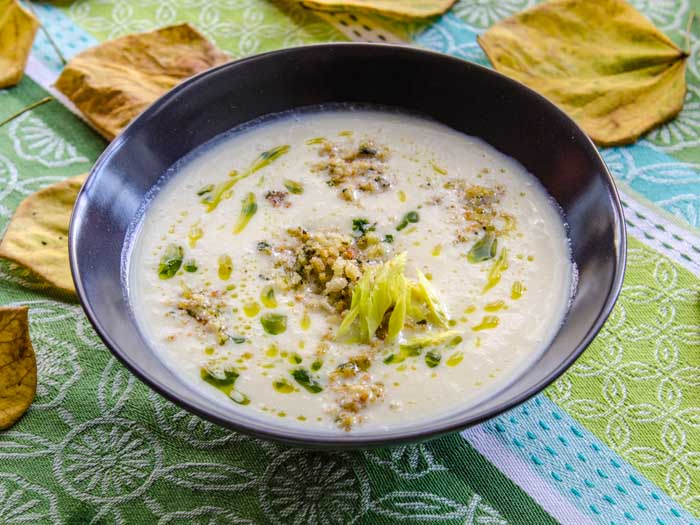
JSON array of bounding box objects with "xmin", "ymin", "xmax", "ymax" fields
[
  {"xmin": 1, "ymin": 0, "xmax": 700, "ymax": 523},
  {"xmin": 549, "ymin": 239, "xmax": 700, "ymax": 515}
]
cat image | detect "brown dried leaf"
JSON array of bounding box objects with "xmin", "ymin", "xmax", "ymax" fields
[
  {"xmin": 299, "ymin": 0, "xmax": 455, "ymax": 19},
  {"xmin": 0, "ymin": 0, "xmax": 40, "ymax": 88},
  {"xmin": 55, "ymin": 23, "xmax": 230, "ymax": 140},
  {"xmin": 478, "ymin": 0, "xmax": 688, "ymax": 146},
  {"xmin": 0, "ymin": 174, "xmax": 86, "ymax": 297},
  {"xmin": 0, "ymin": 306, "xmax": 36, "ymax": 430}
]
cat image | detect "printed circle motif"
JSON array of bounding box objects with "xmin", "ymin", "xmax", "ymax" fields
[
  {"xmin": 0, "ymin": 473, "xmax": 59, "ymax": 524},
  {"xmin": 55, "ymin": 419, "xmax": 162, "ymax": 504},
  {"xmin": 260, "ymin": 450, "xmax": 370, "ymax": 525},
  {"xmin": 149, "ymin": 391, "xmax": 239, "ymax": 448}
]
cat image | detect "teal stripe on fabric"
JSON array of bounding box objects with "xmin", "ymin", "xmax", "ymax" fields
[
  {"xmin": 414, "ymin": 13, "xmax": 489, "ymax": 66},
  {"xmin": 21, "ymin": 1, "xmax": 98, "ymax": 72},
  {"xmin": 602, "ymin": 143, "xmax": 700, "ymax": 228},
  {"xmin": 464, "ymin": 395, "xmax": 699, "ymax": 525},
  {"xmin": 413, "ymin": 15, "xmax": 700, "ymax": 230}
]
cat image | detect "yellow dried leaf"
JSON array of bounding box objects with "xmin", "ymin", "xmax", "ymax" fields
[
  {"xmin": 478, "ymin": 0, "xmax": 688, "ymax": 146},
  {"xmin": 0, "ymin": 174, "xmax": 86, "ymax": 296},
  {"xmin": 300, "ymin": 0, "xmax": 455, "ymax": 20},
  {"xmin": 55, "ymin": 23, "xmax": 230, "ymax": 140},
  {"xmin": 0, "ymin": 306, "xmax": 36, "ymax": 430},
  {"xmin": 0, "ymin": 0, "xmax": 40, "ymax": 88}
]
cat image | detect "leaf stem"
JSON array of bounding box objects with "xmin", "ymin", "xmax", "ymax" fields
[
  {"xmin": 0, "ymin": 96, "xmax": 53, "ymax": 128},
  {"xmin": 27, "ymin": 2, "xmax": 67, "ymax": 66},
  {"xmin": 685, "ymin": 10, "xmax": 695, "ymax": 56}
]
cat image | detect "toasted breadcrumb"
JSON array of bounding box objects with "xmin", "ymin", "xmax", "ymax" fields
[
  {"xmin": 312, "ymin": 138, "xmax": 392, "ymax": 200},
  {"xmin": 176, "ymin": 288, "xmax": 233, "ymax": 345},
  {"xmin": 269, "ymin": 227, "xmax": 386, "ymax": 311}
]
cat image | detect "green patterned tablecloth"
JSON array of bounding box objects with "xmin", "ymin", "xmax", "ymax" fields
[{"xmin": 1, "ymin": 1, "xmax": 699, "ymax": 524}]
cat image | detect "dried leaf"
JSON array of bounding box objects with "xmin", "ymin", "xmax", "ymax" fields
[
  {"xmin": 54, "ymin": 23, "xmax": 230, "ymax": 140},
  {"xmin": 300, "ymin": 0, "xmax": 455, "ymax": 20},
  {"xmin": 0, "ymin": 0, "xmax": 40, "ymax": 88},
  {"xmin": 478, "ymin": 0, "xmax": 688, "ymax": 146},
  {"xmin": 0, "ymin": 174, "xmax": 86, "ymax": 296},
  {"xmin": 0, "ymin": 306, "xmax": 36, "ymax": 430}
]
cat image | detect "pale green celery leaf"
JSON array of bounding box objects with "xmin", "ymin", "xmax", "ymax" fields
[
  {"xmin": 368, "ymin": 252, "xmax": 406, "ymax": 336},
  {"xmin": 387, "ymin": 286, "xmax": 408, "ymax": 341},
  {"xmin": 415, "ymin": 269, "xmax": 449, "ymax": 328},
  {"xmin": 337, "ymin": 304, "xmax": 360, "ymax": 339},
  {"xmin": 400, "ymin": 330, "xmax": 462, "ymax": 351},
  {"xmin": 337, "ymin": 253, "xmax": 409, "ymax": 343},
  {"xmin": 337, "ymin": 253, "xmax": 451, "ymax": 343}
]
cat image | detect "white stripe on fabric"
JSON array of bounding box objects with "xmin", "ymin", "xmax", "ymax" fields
[
  {"xmin": 463, "ymin": 424, "xmax": 596, "ymax": 525},
  {"xmin": 19, "ymin": 9, "xmax": 700, "ymax": 525},
  {"xmin": 618, "ymin": 186, "xmax": 700, "ymax": 276},
  {"xmin": 463, "ymin": 396, "xmax": 699, "ymax": 525},
  {"xmin": 24, "ymin": 55, "xmax": 89, "ymax": 125}
]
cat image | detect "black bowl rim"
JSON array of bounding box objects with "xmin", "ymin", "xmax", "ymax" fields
[{"xmin": 69, "ymin": 42, "xmax": 627, "ymax": 449}]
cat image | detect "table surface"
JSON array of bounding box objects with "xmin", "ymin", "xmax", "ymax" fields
[{"xmin": 1, "ymin": 1, "xmax": 699, "ymax": 524}]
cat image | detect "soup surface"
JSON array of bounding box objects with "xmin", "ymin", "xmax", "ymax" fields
[{"xmin": 128, "ymin": 109, "xmax": 573, "ymax": 433}]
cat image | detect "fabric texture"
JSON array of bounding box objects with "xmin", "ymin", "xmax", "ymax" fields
[{"xmin": 0, "ymin": 1, "xmax": 699, "ymax": 523}]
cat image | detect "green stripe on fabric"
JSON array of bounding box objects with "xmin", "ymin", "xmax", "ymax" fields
[
  {"xmin": 0, "ymin": 76, "xmax": 105, "ymax": 235},
  {"xmin": 0, "ymin": 73, "xmax": 559, "ymax": 521},
  {"xmin": 362, "ymin": 433, "xmax": 559, "ymax": 524},
  {"xmin": 0, "ymin": 77, "xmax": 554, "ymax": 521},
  {"xmin": 546, "ymin": 235, "xmax": 700, "ymax": 517},
  {"xmin": 54, "ymin": 0, "xmax": 348, "ymax": 56}
]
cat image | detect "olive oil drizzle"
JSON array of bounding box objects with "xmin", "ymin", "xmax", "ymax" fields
[
  {"xmin": 201, "ymin": 145, "xmax": 290, "ymax": 212},
  {"xmin": 201, "ymin": 368, "xmax": 249, "ymax": 405}
]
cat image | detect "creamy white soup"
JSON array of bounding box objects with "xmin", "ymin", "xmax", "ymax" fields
[{"xmin": 128, "ymin": 109, "xmax": 573, "ymax": 433}]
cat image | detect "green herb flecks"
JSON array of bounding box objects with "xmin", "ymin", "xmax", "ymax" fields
[
  {"xmin": 203, "ymin": 145, "xmax": 290, "ymax": 212},
  {"xmin": 253, "ymin": 145, "xmax": 290, "ymax": 171},
  {"xmin": 183, "ymin": 259, "xmax": 198, "ymax": 272},
  {"xmin": 446, "ymin": 351, "xmax": 464, "ymax": 367},
  {"xmin": 197, "ymin": 184, "xmax": 214, "ymax": 197},
  {"xmin": 201, "ymin": 368, "xmax": 250, "ymax": 405},
  {"xmin": 468, "ymin": 230, "xmax": 498, "ymax": 263},
  {"xmin": 218, "ymin": 254, "xmax": 233, "ymax": 280},
  {"xmin": 472, "ymin": 315, "xmax": 500, "ymax": 331},
  {"xmin": 383, "ymin": 234, "xmax": 394, "ymax": 243},
  {"xmin": 260, "ymin": 285, "xmax": 277, "ymax": 308},
  {"xmin": 483, "ymin": 248, "xmax": 509, "ymax": 293},
  {"xmin": 158, "ymin": 244, "xmax": 183, "ymax": 279},
  {"xmin": 306, "ymin": 137, "xmax": 326, "ymax": 145},
  {"xmin": 257, "ymin": 240, "xmax": 272, "ymax": 254},
  {"xmin": 425, "ymin": 350, "xmax": 441, "ymax": 368},
  {"xmin": 511, "ymin": 281, "xmax": 525, "ymax": 300},
  {"xmin": 260, "ymin": 313, "xmax": 287, "ymax": 335},
  {"xmin": 310, "ymin": 359, "xmax": 323, "ymax": 371},
  {"xmin": 336, "ymin": 355, "xmax": 371, "ymax": 376},
  {"xmin": 352, "ymin": 217, "xmax": 376, "ymax": 237},
  {"xmin": 233, "ymin": 192, "xmax": 257, "ymax": 234},
  {"xmin": 383, "ymin": 345, "xmax": 421, "ymax": 365},
  {"xmin": 284, "ymin": 179, "xmax": 304, "ymax": 194},
  {"xmin": 431, "ymin": 161, "xmax": 447, "ymax": 175},
  {"xmin": 383, "ymin": 330, "xmax": 461, "ymax": 365},
  {"xmin": 396, "ymin": 210, "xmax": 419, "ymax": 231},
  {"xmin": 291, "ymin": 367, "xmax": 323, "ymax": 393},
  {"xmin": 273, "ymin": 378, "xmax": 295, "ymax": 394},
  {"xmin": 188, "ymin": 222, "xmax": 203, "ymax": 248}
]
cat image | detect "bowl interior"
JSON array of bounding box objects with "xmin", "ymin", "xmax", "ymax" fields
[{"xmin": 70, "ymin": 43, "xmax": 625, "ymax": 448}]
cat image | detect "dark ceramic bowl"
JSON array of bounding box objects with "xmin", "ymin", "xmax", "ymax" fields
[{"xmin": 70, "ymin": 43, "xmax": 625, "ymax": 449}]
